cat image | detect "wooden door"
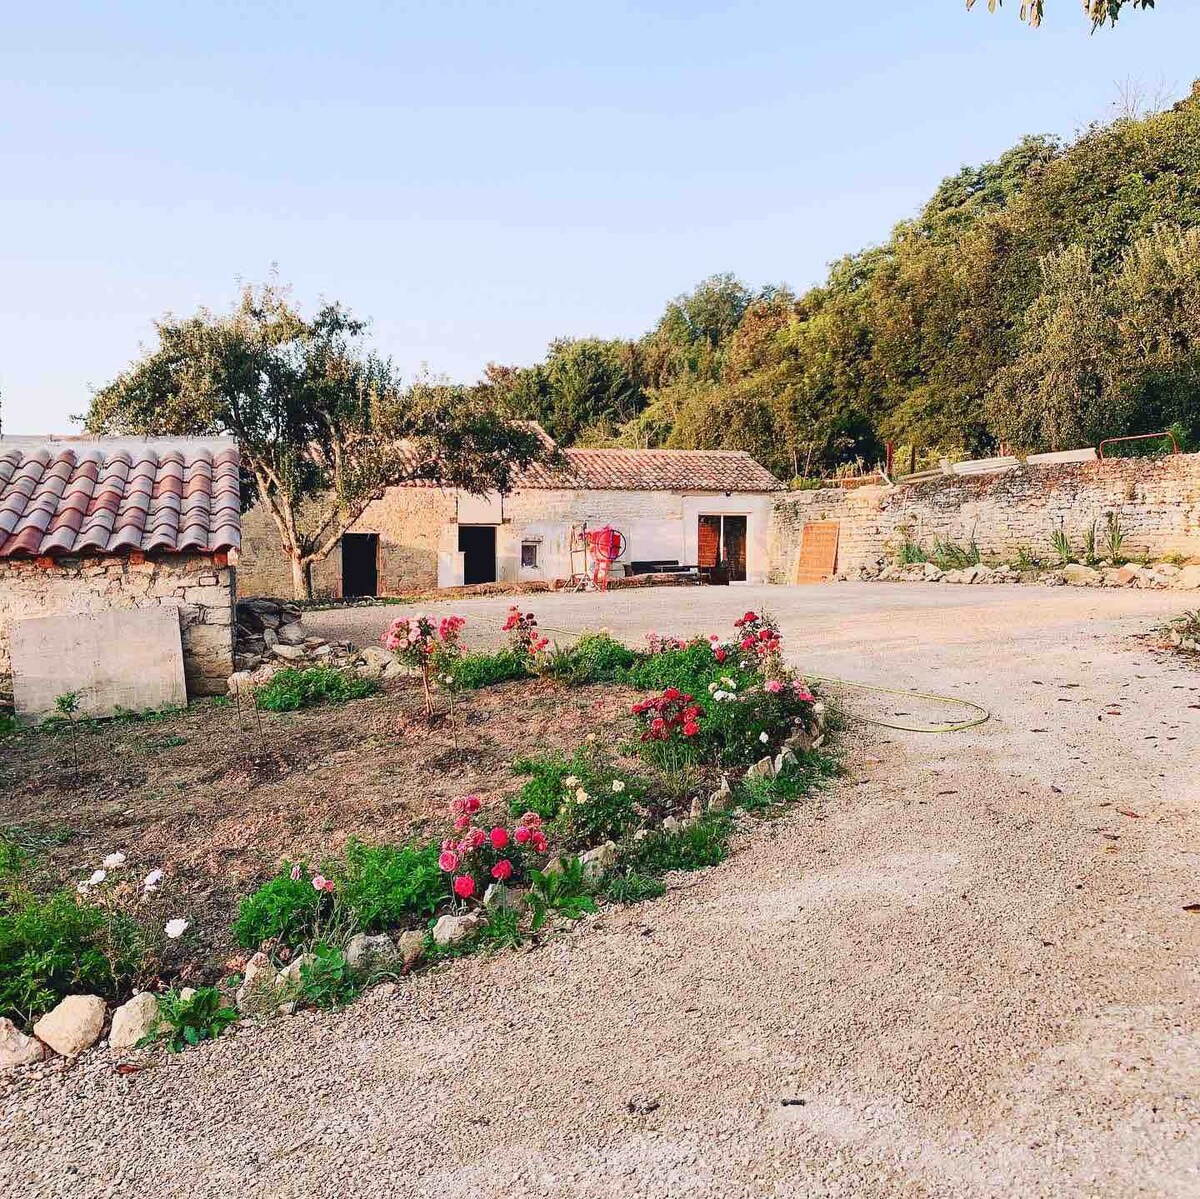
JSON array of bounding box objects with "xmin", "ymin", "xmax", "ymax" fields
[{"xmin": 793, "ymin": 522, "xmax": 839, "ymax": 584}]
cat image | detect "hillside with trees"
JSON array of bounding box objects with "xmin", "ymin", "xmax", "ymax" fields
[{"xmin": 483, "ymin": 81, "xmax": 1200, "ymax": 480}]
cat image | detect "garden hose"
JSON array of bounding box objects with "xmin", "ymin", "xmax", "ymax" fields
[{"xmin": 801, "ymin": 674, "xmax": 991, "ymax": 734}]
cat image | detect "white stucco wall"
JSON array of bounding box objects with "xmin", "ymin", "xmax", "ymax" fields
[{"xmin": 438, "ymin": 488, "xmax": 774, "ymax": 586}]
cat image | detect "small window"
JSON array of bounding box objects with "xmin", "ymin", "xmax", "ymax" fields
[{"xmin": 521, "ymin": 541, "xmax": 539, "ymax": 569}]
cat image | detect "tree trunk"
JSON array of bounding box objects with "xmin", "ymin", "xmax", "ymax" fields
[{"xmin": 290, "ymin": 555, "xmax": 313, "ymax": 601}]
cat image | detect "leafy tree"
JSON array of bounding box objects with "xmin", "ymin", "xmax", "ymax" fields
[
  {"xmin": 965, "ymin": 0, "xmax": 1155, "ymax": 30},
  {"xmin": 87, "ymin": 284, "xmax": 549, "ymax": 598}
]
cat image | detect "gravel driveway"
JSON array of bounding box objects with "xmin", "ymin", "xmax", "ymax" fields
[{"xmin": 5, "ymin": 583, "xmax": 1200, "ymax": 1199}]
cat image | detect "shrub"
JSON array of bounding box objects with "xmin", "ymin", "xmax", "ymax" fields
[
  {"xmin": 232, "ymin": 865, "xmax": 325, "ymax": 949},
  {"xmin": 255, "ymin": 667, "xmax": 377, "ymax": 712},
  {"xmin": 154, "ymin": 986, "xmax": 237, "ymax": 1052},
  {"xmin": 623, "ymin": 640, "xmax": 720, "ymax": 696},
  {"xmin": 542, "ymin": 632, "xmax": 639, "ymax": 684},
  {"xmin": 234, "ymin": 840, "xmax": 445, "ymax": 950},
  {"xmin": 438, "ymin": 799, "xmax": 548, "ymax": 902},
  {"xmin": 0, "ymin": 711, "xmax": 16, "ymax": 736},
  {"xmin": 445, "ymin": 649, "xmax": 530, "ymax": 690},
  {"xmin": 511, "ymin": 747, "xmax": 646, "ymax": 848},
  {"xmin": 338, "ymin": 841, "xmax": 444, "ymax": 932},
  {"xmin": 0, "ymin": 876, "xmax": 147, "ymax": 1026}
]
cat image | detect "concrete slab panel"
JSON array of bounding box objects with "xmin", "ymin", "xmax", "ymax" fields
[
  {"xmin": 1026, "ymin": 448, "xmax": 1098, "ymax": 465},
  {"xmin": 12, "ymin": 605, "xmax": 186, "ymax": 722}
]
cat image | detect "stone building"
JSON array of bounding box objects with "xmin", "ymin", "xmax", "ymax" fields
[
  {"xmin": 0, "ymin": 436, "xmax": 241, "ymax": 702},
  {"xmin": 238, "ymin": 433, "xmax": 783, "ymax": 597}
]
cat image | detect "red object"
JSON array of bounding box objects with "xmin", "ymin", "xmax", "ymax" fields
[{"xmin": 582, "ymin": 525, "xmax": 627, "ymax": 590}]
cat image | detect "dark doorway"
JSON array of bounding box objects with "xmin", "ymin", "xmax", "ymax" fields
[
  {"xmin": 341, "ymin": 533, "xmax": 379, "ymax": 598},
  {"xmin": 459, "ymin": 525, "xmax": 497, "ymax": 585},
  {"xmin": 698, "ymin": 515, "xmax": 748, "ymax": 582}
]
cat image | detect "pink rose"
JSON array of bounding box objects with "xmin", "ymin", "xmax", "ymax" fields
[
  {"xmin": 453, "ymin": 874, "xmax": 475, "ymax": 899},
  {"xmin": 764, "ymin": 679, "xmax": 783, "ymax": 694},
  {"xmin": 463, "ymin": 795, "xmax": 482, "ymax": 815},
  {"xmin": 290, "ymin": 863, "xmax": 302, "ymax": 882},
  {"xmin": 489, "ymin": 827, "xmax": 509, "ymax": 850},
  {"xmin": 311, "ymin": 874, "xmax": 329, "ymax": 892},
  {"xmin": 491, "ymin": 859, "xmax": 513, "ymax": 881},
  {"xmin": 514, "ymin": 826, "xmax": 532, "ymax": 845},
  {"xmin": 454, "ymin": 814, "xmax": 470, "ymax": 832},
  {"xmin": 438, "ymin": 851, "xmax": 459, "ymax": 872},
  {"xmin": 468, "ymin": 828, "xmax": 486, "ymax": 850}
]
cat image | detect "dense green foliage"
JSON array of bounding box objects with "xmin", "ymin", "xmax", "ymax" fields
[
  {"xmin": 0, "ymin": 875, "xmax": 147, "ymax": 1026},
  {"xmin": 154, "ymin": 987, "xmax": 238, "ymax": 1052},
  {"xmin": 254, "ymin": 666, "xmax": 377, "ymax": 712},
  {"xmin": 232, "ymin": 841, "xmax": 444, "ymax": 950},
  {"xmin": 485, "ymin": 84, "xmax": 1200, "ymax": 473},
  {"xmin": 444, "ymin": 648, "xmax": 531, "ymax": 690}
]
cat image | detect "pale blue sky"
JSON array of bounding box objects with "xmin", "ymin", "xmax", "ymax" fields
[{"xmin": 2, "ymin": 1, "xmax": 1199, "ymax": 433}]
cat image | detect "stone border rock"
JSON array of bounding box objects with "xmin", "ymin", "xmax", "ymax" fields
[{"xmin": 862, "ymin": 560, "xmax": 1200, "ymax": 591}]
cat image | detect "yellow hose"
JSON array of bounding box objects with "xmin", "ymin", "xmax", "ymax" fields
[{"xmin": 804, "ymin": 674, "xmax": 991, "ymax": 733}]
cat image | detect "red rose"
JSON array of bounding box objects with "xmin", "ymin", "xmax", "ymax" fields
[
  {"xmin": 491, "ymin": 859, "xmax": 514, "ymax": 881},
  {"xmin": 452, "ymin": 874, "xmax": 475, "ymax": 898},
  {"xmin": 682, "ymin": 721, "xmax": 700, "ymax": 737},
  {"xmin": 489, "ymin": 827, "xmax": 509, "ymax": 849},
  {"xmin": 514, "ymin": 825, "xmax": 532, "ymax": 844},
  {"xmin": 714, "ymin": 648, "xmax": 726, "ymax": 662}
]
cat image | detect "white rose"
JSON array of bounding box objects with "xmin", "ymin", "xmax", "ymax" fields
[
  {"xmin": 759, "ymin": 732, "xmax": 770, "ymax": 743},
  {"xmin": 164, "ymin": 919, "xmax": 190, "ymax": 940},
  {"xmin": 611, "ymin": 780, "xmax": 626, "ymax": 793},
  {"xmin": 87, "ymin": 869, "xmax": 107, "ymax": 886},
  {"xmin": 102, "ymin": 852, "xmax": 126, "ymax": 870},
  {"xmin": 143, "ymin": 868, "xmax": 164, "ymax": 893}
]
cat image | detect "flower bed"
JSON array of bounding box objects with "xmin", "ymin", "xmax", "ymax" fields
[{"xmin": 0, "ymin": 607, "xmax": 832, "ymax": 1074}]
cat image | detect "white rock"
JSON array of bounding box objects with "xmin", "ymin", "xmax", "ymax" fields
[
  {"xmin": 277, "ymin": 622, "xmax": 308, "ymax": 646},
  {"xmin": 108, "ymin": 992, "xmax": 161, "ymax": 1051},
  {"xmin": 358, "ymin": 646, "xmax": 392, "ymax": 669},
  {"xmin": 226, "ymin": 670, "xmax": 254, "ymax": 697},
  {"xmin": 661, "ymin": 816, "xmax": 684, "ymax": 834},
  {"xmin": 345, "ymin": 934, "xmax": 398, "ymax": 973},
  {"xmin": 1178, "ymin": 564, "xmax": 1200, "ymax": 590},
  {"xmin": 774, "ymin": 747, "xmax": 799, "ymax": 776},
  {"xmin": 0, "ymin": 1017, "xmax": 47, "ymax": 1071},
  {"xmin": 276, "ymin": 953, "xmax": 315, "ymax": 990},
  {"xmin": 33, "ymin": 995, "xmax": 106, "ymax": 1057},
  {"xmin": 483, "ymin": 883, "xmax": 515, "ymax": 911},
  {"xmin": 1062, "ymin": 563, "xmax": 1101, "ymax": 586},
  {"xmin": 397, "ymin": 931, "xmax": 426, "ymax": 967},
  {"xmin": 744, "ymin": 756, "xmax": 776, "ymax": 782},
  {"xmin": 270, "ymin": 643, "xmax": 307, "ymax": 662},
  {"xmin": 432, "ymin": 913, "xmax": 481, "ymax": 946},
  {"xmin": 236, "ymin": 951, "xmax": 280, "ymax": 1013},
  {"xmin": 578, "ymin": 841, "xmax": 617, "ymax": 880}
]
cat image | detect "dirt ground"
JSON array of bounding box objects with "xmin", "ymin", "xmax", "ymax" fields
[
  {"xmin": 4, "ymin": 582, "xmax": 1200, "ymax": 1198},
  {"xmin": 0, "ymin": 674, "xmax": 641, "ymax": 975}
]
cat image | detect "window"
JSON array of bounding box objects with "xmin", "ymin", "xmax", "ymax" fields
[{"xmin": 521, "ymin": 541, "xmax": 539, "ymax": 569}]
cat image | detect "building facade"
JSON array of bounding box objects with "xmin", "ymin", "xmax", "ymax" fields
[{"xmin": 238, "ymin": 440, "xmax": 783, "ymax": 598}]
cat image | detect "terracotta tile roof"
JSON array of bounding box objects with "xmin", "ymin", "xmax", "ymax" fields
[
  {"xmin": 553, "ymin": 448, "xmax": 784, "ymax": 493},
  {"xmin": 0, "ymin": 437, "xmax": 241, "ymax": 558}
]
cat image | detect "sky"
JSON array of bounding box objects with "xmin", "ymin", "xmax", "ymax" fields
[{"xmin": 2, "ymin": 1, "xmax": 1200, "ymax": 434}]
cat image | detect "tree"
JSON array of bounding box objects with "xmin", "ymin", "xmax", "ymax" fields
[
  {"xmin": 86, "ymin": 284, "xmax": 549, "ymax": 599},
  {"xmin": 965, "ymin": 0, "xmax": 1155, "ymax": 30}
]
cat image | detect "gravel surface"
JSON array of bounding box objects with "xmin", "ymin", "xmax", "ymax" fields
[{"xmin": 5, "ymin": 583, "xmax": 1200, "ymax": 1199}]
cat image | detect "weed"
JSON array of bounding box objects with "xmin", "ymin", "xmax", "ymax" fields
[
  {"xmin": 0, "ymin": 711, "xmax": 16, "ymax": 736},
  {"xmin": 931, "ymin": 538, "xmax": 981, "ymax": 571},
  {"xmin": 1050, "ymin": 524, "xmax": 1074, "ymax": 566},
  {"xmin": 541, "ymin": 632, "xmax": 639, "ymax": 684},
  {"xmin": 528, "ymin": 858, "xmax": 598, "ymax": 929},
  {"xmin": 476, "ymin": 906, "xmax": 525, "ymax": 952},
  {"xmin": 620, "ymin": 811, "xmax": 733, "ymax": 876},
  {"xmin": 298, "ymin": 942, "xmax": 361, "ymax": 1009},
  {"xmin": 1082, "ymin": 521, "xmax": 1099, "ymax": 566},
  {"xmin": 152, "ymin": 986, "xmax": 237, "ymax": 1052},
  {"xmin": 601, "ymin": 870, "xmax": 666, "ymax": 904},
  {"xmin": 54, "ymin": 692, "xmax": 81, "ymax": 778},
  {"xmin": 338, "ymin": 841, "xmax": 444, "ymax": 933},
  {"xmin": 895, "ymin": 536, "xmax": 928, "ymax": 565},
  {"xmin": 255, "ymin": 666, "xmax": 377, "ymax": 712},
  {"xmin": 1010, "ymin": 545, "xmax": 1039, "ymax": 571},
  {"xmin": 1104, "ymin": 512, "xmax": 1126, "ymax": 564}
]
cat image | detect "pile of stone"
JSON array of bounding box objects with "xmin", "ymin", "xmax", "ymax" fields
[
  {"xmin": 740, "ymin": 700, "xmax": 828, "ymax": 788},
  {"xmin": 1, "ymin": 992, "xmax": 167, "ymax": 1072},
  {"xmin": 865, "ymin": 559, "xmax": 1200, "ymax": 590},
  {"xmin": 229, "ymin": 597, "xmax": 408, "ymax": 697}
]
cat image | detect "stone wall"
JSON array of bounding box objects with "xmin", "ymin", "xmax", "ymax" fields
[
  {"xmin": 237, "ymin": 489, "xmax": 454, "ymax": 600},
  {"xmin": 0, "ymin": 552, "xmax": 235, "ymax": 700},
  {"xmin": 772, "ymin": 453, "xmax": 1200, "ymax": 580}
]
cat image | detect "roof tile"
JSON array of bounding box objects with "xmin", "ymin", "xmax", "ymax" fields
[{"xmin": 0, "ymin": 437, "xmax": 241, "ymax": 558}]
